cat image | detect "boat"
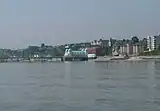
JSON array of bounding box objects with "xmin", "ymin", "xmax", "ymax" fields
[
  {"xmin": 110, "ymin": 54, "xmax": 129, "ymax": 60},
  {"xmin": 63, "ymin": 48, "xmax": 88, "ymax": 61},
  {"xmin": 94, "ymin": 56, "xmax": 110, "ymax": 62},
  {"xmin": 88, "ymin": 54, "xmax": 97, "ymax": 59}
]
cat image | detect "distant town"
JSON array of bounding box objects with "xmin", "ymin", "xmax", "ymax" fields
[{"xmin": 0, "ymin": 33, "xmax": 160, "ymax": 62}]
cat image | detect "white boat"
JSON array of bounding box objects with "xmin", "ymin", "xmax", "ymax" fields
[
  {"xmin": 88, "ymin": 54, "xmax": 97, "ymax": 59},
  {"xmin": 63, "ymin": 48, "xmax": 88, "ymax": 61},
  {"xmin": 110, "ymin": 54, "xmax": 129, "ymax": 60}
]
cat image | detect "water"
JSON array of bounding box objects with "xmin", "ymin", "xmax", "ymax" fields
[{"xmin": 0, "ymin": 61, "xmax": 160, "ymax": 111}]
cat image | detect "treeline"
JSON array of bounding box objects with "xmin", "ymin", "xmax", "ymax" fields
[{"xmin": 0, "ymin": 44, "xmax": 66, "ymax": 58}]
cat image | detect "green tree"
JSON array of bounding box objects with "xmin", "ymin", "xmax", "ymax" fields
[
  {"xmin": 41, "ymin": 43, "xmax": 45, "ymax": 48},
  {"xmin": 131, "ymin": 36, "xmax": 139, "ymax": 44}
]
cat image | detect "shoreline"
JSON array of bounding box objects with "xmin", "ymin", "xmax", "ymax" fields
[
  {"xmin": 1, "ymin": 55, "xmax": 160, "ymax": 63},
  {"xmin": 94, "ymin": 55, "xmax": 160, "ymax": 62}
]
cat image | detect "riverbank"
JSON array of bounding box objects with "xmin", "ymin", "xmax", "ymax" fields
[
  {"xmin": 0, "ymin": 58, "xmax": 62, "ymax": 63},
  {"xmin": 94, "ymin": 55, "xmax": 160, "ymax": 62},
  {"xmin": 1, "ymin": 55, "xmax": 160, "ymax": 63},
  {"xmin": 139, "ymin": 56, "xmax": 160, "ymax": 59}
]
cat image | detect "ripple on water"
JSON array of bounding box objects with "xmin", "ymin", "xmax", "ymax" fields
[{"xmin": 0, "ymin": 62, "xmax": 160, "ymax": 111}]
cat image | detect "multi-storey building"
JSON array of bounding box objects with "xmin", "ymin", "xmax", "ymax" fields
[
  {"xmin": 119, "ymin": 44, "xmax": 144, "ymax": 55},
  {"xmin": 147, "ymin": 35, "xmax": 160, "ymax": 51}
]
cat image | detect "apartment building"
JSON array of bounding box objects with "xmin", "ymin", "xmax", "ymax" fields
[
  {"xmin": 147, "ymin": 35, "xmax": 160, "ymax": 51},
  {"xmin": 119, "ymin": 44, "xmax": 144, "ymax": 55}
]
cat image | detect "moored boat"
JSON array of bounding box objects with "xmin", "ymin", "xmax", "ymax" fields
[
  {"xmin": 110, "ymin": 55, "xmax": 129, "ymax": 60},
  {"xmin": 63, "ymin": 48, "xmax": 88, "ymax": 61}
]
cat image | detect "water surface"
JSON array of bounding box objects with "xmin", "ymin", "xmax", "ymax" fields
[{"xmin": 0, "ymin": 61, "xmax": 160, "ymax": 111}]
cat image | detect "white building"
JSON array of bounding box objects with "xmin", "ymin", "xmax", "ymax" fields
[
  {"xmin": 119, "ymin": 44, "xmax": 144, "ymax": 55},
  {"xmin": 120, "ymin": 46, "xmax": 123, "ymax": 54},
  {"xmin": 147, "ymin": 36, "xmax": 155, "ymax": 51},
  {"xmin": 126, "ymin": 44, "xmax": 130, "ymax": 54},
  {"xmin": 119, "ymin": 44, "xmax": 131, "ymax": 54},
  {"xmin": 147, "ymin": 35, "xmax": 160, "ymax": 51}
]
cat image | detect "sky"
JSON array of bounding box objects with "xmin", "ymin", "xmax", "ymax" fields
[{"xmin": 0, "ymin": 0, "xmax": 160, "ymax": 48}]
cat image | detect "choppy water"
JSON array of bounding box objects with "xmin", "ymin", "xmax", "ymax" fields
[{"xmin": 0, "ymin": 61, "xmax": 160, "ymax": 111}]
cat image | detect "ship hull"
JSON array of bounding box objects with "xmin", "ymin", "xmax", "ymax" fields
[{"xmin": 63, "ymin": 56, "xmax": 88, "ymax": 61}]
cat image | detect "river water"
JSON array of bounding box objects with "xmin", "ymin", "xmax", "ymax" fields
[{"xmin": 0, "ymin": 61, "xmax": 160, "ymax": 111}]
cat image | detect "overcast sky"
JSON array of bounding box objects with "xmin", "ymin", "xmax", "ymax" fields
[{"xmin": 0, "ymin": 0, "xmax": 159, "ymax": 48}]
